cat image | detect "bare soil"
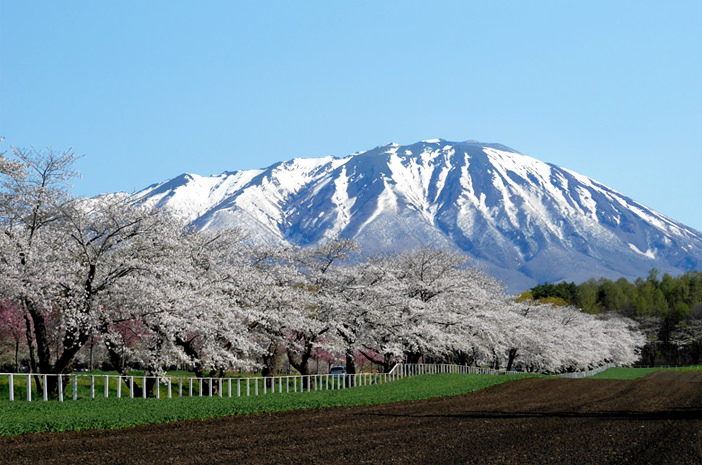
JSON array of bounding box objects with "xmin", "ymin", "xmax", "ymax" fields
[{"xmin": 2, "ymin": 371, "xmax": 702, "ymax": 464}]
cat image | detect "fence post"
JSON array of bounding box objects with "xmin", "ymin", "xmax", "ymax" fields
[
  {"xmin": 179, "ymin": 378, "xmax": 183, "ymax": 397},
  {"xmin": 130, "ymin": 377, "xmax": 134, "ymax": 399},
  {"xmin": 279, "ymin": 376, "xmax": 282, "ymax": 394},
  {"xmin": 27, "ymin": 374, "xmax": 31, "ymax": 402},
  {"xmin": 58, "ymin": 375, "xmax": 63, "ymax": 402},
  {"xmin": 218, "ymin": 378, "xmax": 223, "ymax": 398},
  {"xmin": 168, "ymin": 379, "xmax": 172, "ymax": 399},
  {"xmin": 104, "ymin": 375, "xmax": 109, "ymax": 398},
  {"xmin": 143, "ymin": 376, "xmax": 147, "ymax": 399},
  {"xmin": 189, "ymin": 378, "xmax": 193, "ymax": 397},
  {"xmin": 228, "ymin": 379, "xmax": 232, "ymax": 398},
  {"xmin": 91, "ymin": 376, "xmax": 95, "ymax": 399},
  {"xmin": 263, "ymin": 378, "xmax": 267, "ymax": 395},
  {"xmin": 9, "ymin": 374, "xmax": 14, "ymax": 402},
  {"xmin": 117, "ymin": 376, "xmax": 121, "ymax": 399},
  {"xmin": 255, "ymin": 378, "xmax": 259, "ymax": 396},
  {"xmin": 73, "ymin": 375, "xmax": 78, "ymax": 400},
  {"xmin": 237, "ymin": 379, "xmax": 241, "ymax": 397},
  {"xmin": 43, "ymin": 375, "xmax": 48, "ymax": 401},
  {"xmin": 199, "ymin": 378, "xmax": 203, "ymax": 397},
  {"xmin": 208, "ymin": 378, "xmax": 213, "ymax": 397},
  {"xmin": 246, "ymin": 378, "xmax": 250, "ymax": 396},
  {"xmin": 156, "ymin": 379, "xmax": 160, "ymax": 399}
]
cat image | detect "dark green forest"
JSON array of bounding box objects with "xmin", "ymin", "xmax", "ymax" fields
[{"xmin": 526, "ymin": 270, "xmax": 702, "ymax": 366}]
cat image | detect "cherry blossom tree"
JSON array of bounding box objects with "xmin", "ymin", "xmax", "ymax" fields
[
  {"xmin": 0, "ymin": 147, "xmax": 207, "ymax": 395},
  {"xmin": 281, "ymin": 239, "xmax": 360, "ymax": 376},
  {"xmin": 102, "ymin": 227, "xmax": 262, "ymax": 395}
]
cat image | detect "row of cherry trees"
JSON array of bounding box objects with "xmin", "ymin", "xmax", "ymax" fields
[{"xmin": 0, "ymin": 147, "xmax": 644, "ymax": 396}]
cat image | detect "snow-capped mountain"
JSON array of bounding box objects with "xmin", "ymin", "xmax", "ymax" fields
[{"xmin": 135, "ymin": 140, "xmax": 702, "ymax": 291}]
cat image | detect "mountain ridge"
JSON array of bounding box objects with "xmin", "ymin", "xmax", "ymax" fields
[{"xmin": 134, "ymin": 140, "xmax": 702, "ymax": 291}]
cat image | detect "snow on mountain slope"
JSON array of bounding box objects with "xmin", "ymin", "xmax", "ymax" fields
[{"xmin": 134, "ymin": 140, "xmax": 702, "ymax": 290}]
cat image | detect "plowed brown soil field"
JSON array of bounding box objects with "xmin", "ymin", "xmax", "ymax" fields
[{"xmin": 2, "ymin": 371, "xmax": 702, "ymax": 464}]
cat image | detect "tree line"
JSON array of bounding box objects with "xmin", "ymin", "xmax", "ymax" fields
[
  {"xmin": 526, "ymin": 270, "xmax": 702, "ymax": 366},
  {"xmin": 0, "ymin": 147, "xmax": 644, "ymax": 397}
]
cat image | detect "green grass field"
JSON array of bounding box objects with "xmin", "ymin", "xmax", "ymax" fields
[
  {"xmin": 589, "ymin": 365, "xmax": 702, "ymax": 380},
  {"xmin": 0, "ymin": 373, "xmax": 535, "ymax": 436}
]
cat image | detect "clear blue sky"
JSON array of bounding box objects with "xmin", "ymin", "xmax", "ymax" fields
[{"xmin": 2, "ymin": 1, "xmax": 701, "ymax": 231}]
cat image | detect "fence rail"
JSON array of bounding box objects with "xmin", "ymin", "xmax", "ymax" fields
[
  {"xmin": 392, "ymin": 363, "xmax": 522, "ymax": 377},
  {"xmin": 0, "ymin": 370, "xmax": 403, "ymax": 402},
  {"xmin": 1, "ymin": 362, "xmax": 617, "ymax": 402}
]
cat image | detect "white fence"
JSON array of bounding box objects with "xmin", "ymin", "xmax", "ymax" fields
[
  {"xmin": 394, "ymin": 363, "xmax": 522, "ymax": 377},
  {"xmin": 0, "ymin": 362, "xmax": 608, "ymax": 402},
  {"xmin": 0, "ymin": 370, "xmax": 402, "ymax": 402}
]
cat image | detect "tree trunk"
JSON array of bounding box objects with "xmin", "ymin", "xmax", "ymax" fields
[
  {"xmin": 345, "ymin": 352, "xmax": 356, "ymax": 386},
  {"xmin": 262, "ymin": 339, "xmax": 284, "ymax": 385},
  {"xmin": 14, "ymin": 340, "xmax": 19, "ymax": 373},
  {"xmin": 287, "ymin": 343, "xmax": 313, "ymax": 376},
  {"xmin": 506, "ymin": 348, "xmax": 518, "ymax": 372},
  {"xmin": 22, "ymin": 307, "xmax": 42, "ymax": 393},
  {"xmin": 106, "ymin": 346, "xmax": 159, "ymax": 398},
  {"xmin": 21, "ymin": 298, "xmax": 90, "ymax": 397},
  {"xmin": 383, "ymin": 353, "xmax": 395, "ymax": 373}
]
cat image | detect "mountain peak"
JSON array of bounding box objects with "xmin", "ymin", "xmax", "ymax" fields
[{"xmin": 134, "ymin": 139, "xmax": 702, "ymax": 290}]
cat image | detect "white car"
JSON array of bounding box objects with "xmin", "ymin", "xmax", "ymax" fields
[{"xmin": 330, "ymin": 366, "xmax": 346, "ymax": 376}]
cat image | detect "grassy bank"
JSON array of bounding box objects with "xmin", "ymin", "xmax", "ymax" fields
[
  {"xmin": 590, "ymin": 365, "xmax": 702, "ymax": 380},
  {"xmin": 0, "ymin": 373, "xmax": 536, "ymax": 436}
]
